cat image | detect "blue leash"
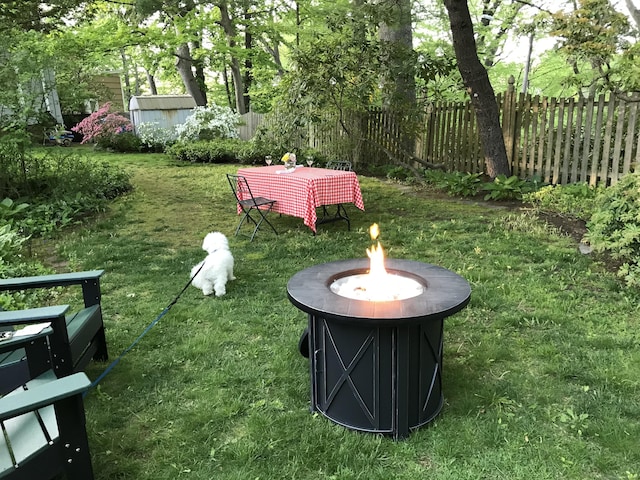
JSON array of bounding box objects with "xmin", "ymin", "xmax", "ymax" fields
[{"xmin": 85, "ymin": 263, "xmax": 204, "ymax": 395}]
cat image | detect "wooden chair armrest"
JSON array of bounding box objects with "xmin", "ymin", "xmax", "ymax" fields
[
  {"xmin": 0, "ymin": 270, "xmax": 104, "ymax": 291},
  {"xmin": 0, "ymin": 305, "xmax": 70, "ymax": 326},
  {"xmin": 0, "ymin": 326, "xmax": 53, "ymax": 355},
  {"xmin": 0, "ymin": 372, "xmax": 90, "ymax": 420}
]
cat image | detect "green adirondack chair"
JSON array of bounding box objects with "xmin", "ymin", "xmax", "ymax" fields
[
  {"xmin": 0, "ymin": 270, "xmax": 108, "ymax": 395},
  {"xmin": 0, "ymin": 309, "xmax": 94, "ymax": 479}
]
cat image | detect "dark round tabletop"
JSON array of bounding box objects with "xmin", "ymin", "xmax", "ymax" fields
[{"xmin": 287, "ymin": 258, "xmax": 471, "ymax": 326}]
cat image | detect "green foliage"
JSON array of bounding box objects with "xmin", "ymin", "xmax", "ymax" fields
[
  {"xmin": 136, "ymin": 122, "xmax": 178, "ymax": 152},
  {"xmin": 0, "ymin": 198, "xmax": 29, "ymax": 225},
  {"xmin": 250, "ymin": 115, "xmax": 310, "ymax": 159},
  {"xmin": 2, "ymin": 149, "xmax": 131, "ymax": 201},
  {"xmin": 167, "ymin": 138, "xmax": 262, "ymax": 164},
  {"xmin": 483, "ymin": 174, "xmax": 541, "ymax": 201},
  {"xmin": 0, "ymin": 143, "xmax": 132, "ymax": 237},
  {"xmin": 550, "ymin": 0, "xmax": 631, "ymax": 96},
  {"xmin": 425, "ymin": 170, "xmax": 484, "ymax": 197},
  {"xmin": 524, "ymin": 183, "xmax": 602, "ymax": 221},
  {"xmin": 108, "ymin": 132, "xmax": 143, "ymax": 153},
  {"xmin": 385, "ymin": 166, "xmax": 414, "ymax": 181},
  {"xmin": 0, "ymin": 223, "xmax": 26, "ymax": 262},
  {"xmin": 0, "ymin": 222, "xmax": 51, "ymax": 309},
  {"xmin": 0, "ymin": 0, "xmax": 86, "ymax": 33},
  {"xmin": 585, "ymin": 172, "xmax": 640, "ymax": 287}
]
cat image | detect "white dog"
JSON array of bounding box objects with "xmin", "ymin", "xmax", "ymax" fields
[{"xmin": 190, "ymin": 232, "xmax": 235, "ymax": 297}]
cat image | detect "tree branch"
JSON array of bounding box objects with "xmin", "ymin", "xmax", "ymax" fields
[{"xmin": 511, "ymin": 0, "xmax": 553, "ymax": 15}]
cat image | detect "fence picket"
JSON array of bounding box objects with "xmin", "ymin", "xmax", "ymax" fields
[
  {"xmin": 561, "ymin": 97, "xmax": 575, "ymax": 184},
  {"xmin": 589, "ymin": 95, "xmax": 605, "ymax": 186}
]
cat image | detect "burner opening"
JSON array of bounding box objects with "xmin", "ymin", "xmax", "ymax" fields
[{"xmin": 329, "ymin": 268, "xmax": 426, "ymax": 302}]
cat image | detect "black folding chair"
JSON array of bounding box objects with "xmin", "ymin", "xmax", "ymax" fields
[
  {"xmin": 326, "ymin": 160, "xmax": 352, "ymax": 171},
  {"xmin": 226, "ymin": 174, "xmax": 278, "ymax": 241},
  {"xmin": 318, "ymin": 160, "xmax": 353, "ymax": 230}
]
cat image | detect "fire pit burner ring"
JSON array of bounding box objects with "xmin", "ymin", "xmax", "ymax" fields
[
  {"xmin": 288, "ymin": 258, "xmax": 471, "ymax": 439},
  {"xmin": 330, "ymin": 272, "xmax": 424, "ymax": 301}
]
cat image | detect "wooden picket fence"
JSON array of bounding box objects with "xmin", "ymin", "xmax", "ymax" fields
[{"xmin": 240, "ymin": 79, "xmax": 640, "ymax": 186}]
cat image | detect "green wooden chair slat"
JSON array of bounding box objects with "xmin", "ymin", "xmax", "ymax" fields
[
  {"xmin": 0, "ymin": 372, "xmax": 92, "ymax": 478},
  {"xmin": 0, "ymin": 271, "xmax": 108, "ymax": 394}
]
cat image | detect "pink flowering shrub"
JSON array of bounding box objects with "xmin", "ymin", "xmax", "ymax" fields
[{"xmin": 72, "ymin": 103, "xmax": 134, "ymax": 148}]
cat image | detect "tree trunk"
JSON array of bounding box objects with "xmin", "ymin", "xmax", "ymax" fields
[
  {"xmin": 378, "ymin": 0, "xmax": 416, "ymax": 109},
  {"xmin": 145, "ymin": 69, "xmax": 158, "ymax": 95},
  {"xmin": 444, "ymin": 0, "xmax": 510, "ymax": 178},
  {"xmin": 120, "ymin": 47, "xmax": 132, "ymax": 106},
  {"xmin": 219, "ymin": 3, "xmax": 248, "ymax": 114},
  {"xmin": 191, "ymin": 39, "xmax": 208, "ymax": 106},
  {"xmin": 378, "ymin": 0, "xmax": 417, "ymax": 161},
  {"xmin": 243, "ymin": 10, "xmax": 253, "ymax": 113},
  {"xmin": 175, "ymin": 43, "xmax": 207, "ymax": 106}
]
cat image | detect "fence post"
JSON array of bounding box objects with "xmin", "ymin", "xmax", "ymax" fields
[{"xmin": 501, "ymin": 76, "xmax": 518, "ymax": 171}]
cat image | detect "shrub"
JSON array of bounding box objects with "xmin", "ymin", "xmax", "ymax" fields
[
  {"xmin": 109, "ymin": 132, "xmax": 143, "ymax": 153},
  {"xmin": 421, "ymin": 170, "xmax": 484, "ymax": 196},
  {"xmin": 0, "ymin": 148, "xmax": 132, "ymax": 237},
  {"xmin": 71, "ymin": 102, "xmax": 134, "ymax": 150},
  {"xmin": 0, "ymin": 223, "xmax": 27, "ymax": 261},
  {"xmin": 175, "ymin": 105, "xmax": 240, "ymax": 142},
  {"xmin": 483, "ymin": 174, "xmax": 541, "ymax": 201},
  {"xmin": 167, "ymin": 138, "xmax": 270, "ymax": 164},
  {"xmin": 136, "ymin": 122, "xmax": 178, "ymax": 152},
  {"xmin": 385, "ymin": 166, "xmax": 414, "ymax": 181},
  {"xmin": 523, "ymin": 183, "xmax": 602, "ymax": 220},
  {"xmin": 585, "ymin": 172, "xmax": 640, "ymax": 287},
  {"xmin": 0, "ymin": 198, "xmax": 29, "ymax": 227},
  {"xmin": 0, "ymin": 222, "xmax": 52, "ymax": 310}
]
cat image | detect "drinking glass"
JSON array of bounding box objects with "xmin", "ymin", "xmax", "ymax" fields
[
  {"xmin": 265, "ymin": 155, "xmax": 273, "ymax": 166},
  {"xmin": 306, "ymin": 156, "xmax": 314, "ymax": 167}
]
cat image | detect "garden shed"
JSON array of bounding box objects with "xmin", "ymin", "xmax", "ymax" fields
[{"xmin": 129, "ymin": 95, "xmax": 196, "ymax": 132}]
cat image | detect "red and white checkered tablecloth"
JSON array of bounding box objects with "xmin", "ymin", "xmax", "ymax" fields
[{"xmin": 236, "ymin": 165, "xmax": 365, "ymax": 232}]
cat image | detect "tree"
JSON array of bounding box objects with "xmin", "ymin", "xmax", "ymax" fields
[
  {"xmin": 0, "ymin": 0, "xmax": 86, "ymax": 33},
  {"xmin": 550, "ymin": 0, "xmax": 631, "ymax": 97},
  {"xmin": 135, "ymin": 0, "xmax": 208, "ymax": 106},
  {"xmin": 444, "ymin": 0, "xmax": 511, "ymax": 179}
]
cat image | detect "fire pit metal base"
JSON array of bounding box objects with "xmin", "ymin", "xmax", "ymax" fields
[{"xmin": 287, "ymin": 259, "xmax": 471, "ymax": 439}]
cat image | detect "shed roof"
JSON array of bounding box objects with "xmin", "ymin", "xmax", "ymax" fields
[{"xmin": 129, "ymin": 95, "xmax": 197, "ymax": 111}]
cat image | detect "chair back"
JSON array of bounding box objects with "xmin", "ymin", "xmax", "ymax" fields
[
  {"xmin": 326, "ymin": 160, "xmax": 352, "ymax": 171},
  {"xmin": 227, "ymin": 174, "xmax": 258, "ymax": 207}
]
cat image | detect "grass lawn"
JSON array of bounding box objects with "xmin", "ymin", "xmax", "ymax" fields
[{"xmin": 43, "ymin": 149, "xmax": 639, "ymax": 479}]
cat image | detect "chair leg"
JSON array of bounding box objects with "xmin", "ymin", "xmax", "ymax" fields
[
  {"xmin": 236, "ymin": 206, "xmax": 278, "ymax": 241},
  {"xmin": 234, "ymin": 212, "xmax": 251, "ymax": 237},
  {"xmin": 249, "ymin": 206, "xmax": 278, "ymax": 241},
  {"xmin": 93, "ymin": 327, "xmax": 108, "ymax": 362},
  {"xmin": 58, "ymin": 394, "xmax": 94, "ymax": 480}
]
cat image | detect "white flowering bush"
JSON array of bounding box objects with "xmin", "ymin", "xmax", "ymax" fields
[
  {"xmin": 136, "ymin": 122, "xmax": 178, "ymax": 152},
  {"xmin": 175, "ymin": 104, "xmax": 240, "ymax": 141}
]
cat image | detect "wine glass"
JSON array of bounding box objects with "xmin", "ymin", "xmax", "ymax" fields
[
  {"xmin": 306, "ymin": 156, "xmax": 314, "ymax": 167},
  {"xmin": 265, "ymin": 155, "xmax": 273, "ymax": 166}
]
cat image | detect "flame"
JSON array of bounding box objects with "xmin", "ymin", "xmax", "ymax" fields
[
  {"xmin": 366, "ymin": 224, "xmax": 387, "ymax": 290},
  {"xmin": 330, "ymin": 222, "xmax": 424, "ymax": 301},
  {"xmin": 369, "ymin": 223, "xmax": 379, "ymax": 241}
]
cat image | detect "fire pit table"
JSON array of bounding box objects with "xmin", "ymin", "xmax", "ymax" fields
[{"xmin": 287, "ymin": 258, "xmax": 471, "ymax": 439}]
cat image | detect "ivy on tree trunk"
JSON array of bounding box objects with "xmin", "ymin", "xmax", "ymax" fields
[{"xmin": 444, "ymin": 0, "xmax": 511, "ymax": 179}]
